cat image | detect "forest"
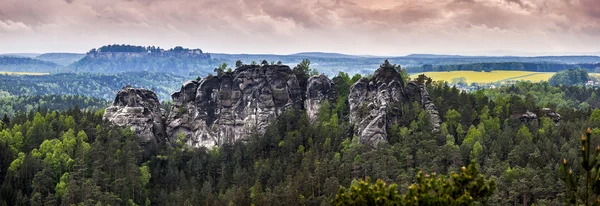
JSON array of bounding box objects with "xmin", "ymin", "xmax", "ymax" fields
[
  {"xmin": 0, "ymin": 57, "xmax": 62, "ymax": 73},
  {"xmin": 0, "ymin": 72, "xmax": 186, "ymax": 101},
  {"xmin": 2, "ymin": 61, "xmax": 600, "ymax": 205}
]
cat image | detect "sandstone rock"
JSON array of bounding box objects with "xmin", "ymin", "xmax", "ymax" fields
[
  {"xmin": 166, "ymin": 65, "xmax": 302, "ymax": 148},
  {"xmin": 542, "ymin": 108, "xmax": 561, "ymax": 123},
  {"xmin": 103, "ymin": 86, "xmax": 165, "ymax": 145},
  {"xmin": 419, "ymin": 83, "xmax": 442, "ymax": 132},
  {"xmin": 348, "ymin": 65, "xmax": 441, "ymax": 148},
  {"xmin": 520, "ymin": 111, "xmax": 538, "ymax": 123},
  {"xmin": 305, "ymin": 75, "xmax": 336, "ymax": 122},
  {"xmin": 105, "ymin": 63, "xmax": 442, "ymax": 149}
]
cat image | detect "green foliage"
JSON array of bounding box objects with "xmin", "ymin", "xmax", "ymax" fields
[
  {"xmin": 333, "ymin": 177, "xmax": 401, "ymax": 205},
  {"xmin": 561, "ymin": 128, "xmax": 600, "ymax": 205},
  {"xmin": 5, "ymin": 69, "xmax": 600, "ymax": 205},
  {"xmin": 0, "ymin": 72, "xmax": 187, "ymax": 100},
  {"xmin": 549, "ymin": 68, "xmax": 590, "ymax": 86},
  {"xmin": 333, "ymin": 162, "xmax": 495, "ymax": 205},
  {"xmin": 0, "ymin": 56, "xmax": 62, "ymax": 73},
  {"xmin": 214, "ymin": 63, "xmax": 228, "ymax": 76}
]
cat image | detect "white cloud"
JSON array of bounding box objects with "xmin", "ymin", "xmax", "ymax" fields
[{"xmin": 0, "ymin": 20, "xmax": 31, "ymax": 32}]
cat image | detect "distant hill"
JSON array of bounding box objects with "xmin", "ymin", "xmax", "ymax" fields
[
  {"xmin": 0, "ymin": 56, "xmax": 64, "ymax": 73},
  {"xmin": 36, "ymin": 53, "xmax": 85, "ymax": 66},
  {"xmin": 0, "ymin": 71, "xmax": 187, "ymax": 100},
  {"xmin": 70, "ymin": 44, "xmax": 218, "ymax": 74},
  {"xmin": 290, "ymin": 52, "xmax": 362, "ymax": 59},
  {"xmin": 405, "ymin": 54, "xmax": 473, "ymax": 58},
  {"xmin": 0, "ymin": 53, "xmax": 42, "ymax": 58}
]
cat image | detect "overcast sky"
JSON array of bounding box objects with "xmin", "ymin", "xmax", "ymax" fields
[{"xmin": 1, "ymin": 0, "xmax": 599, "ymax": 56}]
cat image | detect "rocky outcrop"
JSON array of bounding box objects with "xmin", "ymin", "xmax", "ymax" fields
[
  {"xmin": 104, "ymin": 63, "xmax": 442, "ymax": 149},
  {"xmin": 103, "ymin": 86, "xmax": 165, "ymax": 145},
  {"xmin": 349, "ymin": 67, "xmax": 405, "ymax": 147},
  {"xmin": 520, "ymin": 111, "xmax": 538, "ymax": 123},
  {"xmin": 419, "ymin": 83, "xmax": 442, "ymax": 131},
  {"xmin": 166, "ymin": 65, "xmax": 302, "ymax": 148},
  {"xmin": 542, "ymin": 108, "xmax": 561, "ymax": 123},
  {"xmin": 305, "ymin": 75, "xmax": 336, "ymax": 122},
  {"xmin": 348, "ymin": 65, "xmax": 442, "ymax": 148},
  {"xmin": 519, "ymin": 109, "xmax": 561, "ymax": 124}
]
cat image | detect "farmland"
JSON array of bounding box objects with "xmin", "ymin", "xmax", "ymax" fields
[{"xmin": 411, "ymin": 71, "xmax": 556, "ymax": 84}]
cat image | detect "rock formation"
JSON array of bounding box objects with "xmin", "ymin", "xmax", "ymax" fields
[
  {"xmin": 103, "ymin": 86, "xmax": 165, "ymax": 145},
  {"xmin": 542, "ymin": 108, "xmax": 561, "ymax": 123},
  {"xmin": 166, "ymin": 65, "xmax": 302, "ymax": 148},
  {"xmin": 519, "ymin": 109, "xmax": 561, "ymax": 124},
  {"xmin": 520, "ymin": 111, "xmax": 538, "ymax": 123},
  {"xmin": 348, "ymin": 65, "xmax": 441, "ymax": 147},
  {"xmin": 305, "ymin": 75, "xmax": 336, "ymax": 122},
  {"xmin": 104, "ymin": 63, "xmax": 442, "ymax": 149}
]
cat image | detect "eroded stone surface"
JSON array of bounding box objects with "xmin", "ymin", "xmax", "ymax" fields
[
  {"xmin": 348, "ymin": 66, "xmax": 441, "ymax": 147},
  {"xmin": 105, "ymin": 64, "xmax": 442, "ymax": 149},
  {"xmin": 103, "ymin": 86, "xmax": 165, "ymax": 144},
  {"xmin": 166, "ymin": 65, "xmax": 302, "ymax": 148},
  {"xmin": 305, "ymin": 75, "xmax": 336, "ymax": 122}
]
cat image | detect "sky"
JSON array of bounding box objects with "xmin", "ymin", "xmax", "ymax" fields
[{"xmin": 0, "ymin": 0, "xmax": 599, "ymax": 56}]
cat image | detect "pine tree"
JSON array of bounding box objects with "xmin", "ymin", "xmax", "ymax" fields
[
  {"xmin": 561, "ymin": 128, "xmax": 600, "ymax": 205},
  {"xmin": 1, "ymin": 113, "xmax": 9, "ymax": 126}
]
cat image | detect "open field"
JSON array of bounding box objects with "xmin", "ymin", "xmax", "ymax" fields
[
  {"xmin": 411, "ymin": 71, "xmax": 556, "ymax": 84},
  {"xmin": 0, "ymin": 71, "xmax": 49, "ymax": 75}
]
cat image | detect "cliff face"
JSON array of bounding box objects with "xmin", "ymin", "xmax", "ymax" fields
[
  {"xmin": 104, "ymin": 64, "xmax": 441, "ymax": 148},
  {"xmin": 71, "ymin": 51, "xmax": 215, "ymax": 74},
  {"xmin": 103, "ymin": 86, "xmax": 165, "ymax": 145},
  {"xmin": 348, "ymin": 66, "xmax": 441, "ymax": 147},
  {"xmin": 166, "ymin": 65, "xmax": 302, "ymax": 147},
  {"xmin": 305, "ymin": 75, "xmax": 336, "ymax": 122}
]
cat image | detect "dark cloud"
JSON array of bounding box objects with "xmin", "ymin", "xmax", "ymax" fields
[
  {"xmin": 504, "ymin": 0, "xmax": 530, "ymax": 8},
  {"xmin": 0, "ymin": 0, "xmax": 599, "ymax": 54}
]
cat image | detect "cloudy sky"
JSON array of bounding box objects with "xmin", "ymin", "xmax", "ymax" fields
[{"xmin": 1, "ymin": 0, "xmax": 599, "ymax": 55}]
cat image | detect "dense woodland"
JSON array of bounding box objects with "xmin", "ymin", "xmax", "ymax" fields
[
  {"xmin": 89, "ymin": 45, "xmax": 203, "ymax": 54},
  {"xmin": 0, "ymin": 72, "xmax": 186, "ymax": 101},
  {"xmin": 0, "ymin": 95, "xmax": 107, "ymax": 117},
  {"xmin": 0, "ymin": 57, "xmax": 63, "ymax": 73},
  {"xmin": 3, "ymin": 60, "xmax": 600, "ymax": 205}
]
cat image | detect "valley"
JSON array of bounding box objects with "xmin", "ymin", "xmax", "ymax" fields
[{"xmin": 1, "ymin": 45, "xmax": 600, "ymax": 205}]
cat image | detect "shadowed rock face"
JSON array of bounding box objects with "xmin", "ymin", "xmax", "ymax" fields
[
  {"xmin": 305, "ymin": 75, "xmax": 336, "ymax": 122},
  {"xmin": 166, "ymin": 65, "xmax": 302, "ymax": 148},
  {"xmin": 104, "ymin": 64, "xmax": 442, "ymax": 149},
  {"xmin": 348, "ymin": 66, "xmax": 441, "ymax": 148},
  {"xmin": 519, "ymin": 108, "xmax": 561, "ymax": 124},
  {"xmin": 542, "ymin": 108, "xmax": 561, "ymax": 123},
  {"xmin": 349, "ymin": 66, "xmax": 407, "ymax": 147},
  {"xmin": 103, "ymin": 86, "xmax": 165, "ymax": 145}
]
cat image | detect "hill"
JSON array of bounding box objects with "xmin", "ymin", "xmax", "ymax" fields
[
  {"xmin": 0, "ymin": 53, "xmax": 42, "ymax": 58},
  {"xmin": 291, "ymin": 52, "xmax": 362, "ymax": 59},
  {"xmin": 0, "ymin": 56, "xmax": 64, "ymax": 73},
  {"xmin": 70, "ymin": 44, "xmax": 218, "ymax": 74},
  {"xmin": 0, "ymin": 71, "xmax": 187, "ymax": 100},
  {"xmin": 35, "ymin": 53, "xmax": 85, "ymax": 66}
]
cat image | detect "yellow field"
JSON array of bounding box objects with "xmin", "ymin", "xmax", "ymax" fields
[
  {"xmin": 411, "ymin": 71, "xmax": 556, "ymax": 84},
  {"xmin": 0, "ymin": 71, "xmax": 49, "ymax": 76}
]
